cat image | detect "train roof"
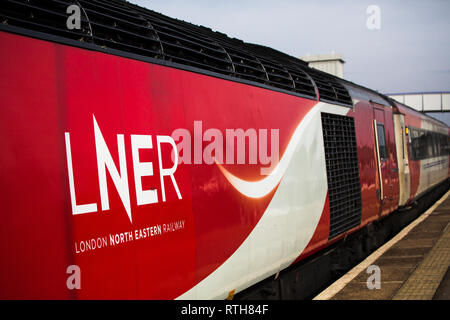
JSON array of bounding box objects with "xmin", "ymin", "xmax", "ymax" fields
[{"xmin": 0, "ymin": 0, "xmax": 447, "ymax": 129}]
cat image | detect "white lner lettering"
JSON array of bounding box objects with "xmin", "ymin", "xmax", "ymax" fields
[
  {"xmin": 65, "ymin": 132, "xmax": 98, "ymax": 215},
  {"xmin": 94, "ymin": 115, "xmax": 132, "ymax": 222},
  {"xmin": 157, "ymin": 135, "xmax": 182, "ymax": 202},
  {"xmin": 131, "ymin": 134, "xmax": 158, "ymax": 206},
  {"xmin": 64, "ymin": 114, "xmax": 181, "ymax": 223}
]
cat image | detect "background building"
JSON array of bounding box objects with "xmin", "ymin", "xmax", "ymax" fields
[{"xmin": 300, "ymin": 52, "xmax": 345, "ymax": 79}]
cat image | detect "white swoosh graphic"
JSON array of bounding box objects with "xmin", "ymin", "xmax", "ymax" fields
[{"xmin": 216, "ymin": 103, "xmax": 321, "ymax": 198}]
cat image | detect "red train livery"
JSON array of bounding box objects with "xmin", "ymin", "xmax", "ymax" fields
[{"xmin": 0, "ymin": 1, "xmax": 448, "ymax": 299}]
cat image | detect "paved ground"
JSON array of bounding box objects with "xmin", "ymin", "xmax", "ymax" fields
[
  {"xmin": 317, "ymin": 190, "xmax": 450, "ymax": 300},
  {"xmin": 433, "ymin": 267, "xmax": 450, "ymax": 300}
]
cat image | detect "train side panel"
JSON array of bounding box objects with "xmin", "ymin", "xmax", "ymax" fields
[
  {"xmin": 1, "ymin": 30, "xmax": 448, "ymax": 300},
  {"xmin": 0, "ymin": 31, "xmax": 73, "ymax": 300},
  {"xmin": 394, "ymin": 103, "xmax": 449, "ymax": 203},
  {"xmin": 0, "ymin": 31, "xmax": 327, "ymax": 299},
  {"xmin": 378, "ymin": 104, "xmax": 400, "ymax": 216},
  {"xmin": 352, "ymin": 101, "xmax": 380, "ymax": 225},
  {"xmin": 418, "ymin": 120, "xmax": 449, "ymax": 193}
]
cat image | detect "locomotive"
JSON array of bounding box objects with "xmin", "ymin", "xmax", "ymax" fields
[{"xmin": 0, "ymin": 0, "xmax": 448, "ymax": 299}]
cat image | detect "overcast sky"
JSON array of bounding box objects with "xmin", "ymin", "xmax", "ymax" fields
[{"xmin": 128, "ymin": 0, "xmax": 450, "ymax": 95}]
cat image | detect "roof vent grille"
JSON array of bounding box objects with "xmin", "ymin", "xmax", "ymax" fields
[
  {"xmin": 0, "ymin": 0, "xmax": 91, "ymax": 41},
  {"xmin": 1, "ymin": 0, "xmax": 348, "ymax": 103},
  {"xmin": 308, "ymin": 70, "xmax": 353, "ymax": 106}
]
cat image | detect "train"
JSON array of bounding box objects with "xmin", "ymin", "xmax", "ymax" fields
[{"xmin": 0, "ymin": 0, "xmax": 448, "ymax": 299}]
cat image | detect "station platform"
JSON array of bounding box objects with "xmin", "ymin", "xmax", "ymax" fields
[{"xmin": 314, "ymin": 189, "xmax": 450, "ymax": 300}]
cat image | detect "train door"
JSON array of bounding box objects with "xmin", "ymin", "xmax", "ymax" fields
[
  {"xmin": 373, "ymin": 107, "xmax": 389, "ymax": 215},
  {"xmin": 393, "ymin": 113, "xmax": 410, "ymax": 206}
]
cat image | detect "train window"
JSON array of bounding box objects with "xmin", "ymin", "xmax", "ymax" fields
[
  {"xmin": 409, "ymin": 128, "xmax": 450, "ymax": 160},
  {"xmin": 376, "ymin": 124, "xmax": 387, "ymax": 160},
  {"xmin": 447, "ymin": 136, "xmax": 450, "ymax": 155},
  {"xmin": 433, "ymin": 133, "xmax": 441, "ymax": 157},
  {"xmin": 443, "ymin": 134, "xmax": 450, "ymax": 156},
  {"xmin": 418, "ymin": 130, "xmax": 429, "ymax": 159},
  {"xmin": 426, "ymin": 132, "xmax": 435, "ymax": 157},
  {"xmin": 441, "ymin": 134, "xmax": 450, "ymax": 155},
  {"xmin": 410, "ymin": 129, "xmax": 419, "ymax": 160}
]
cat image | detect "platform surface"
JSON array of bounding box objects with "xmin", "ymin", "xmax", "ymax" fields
[{"xmin": 314, "ymin": 189, "xmax": 450, "ymax": 300}]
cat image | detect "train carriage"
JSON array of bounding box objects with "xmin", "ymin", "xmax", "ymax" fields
[{"xmin": 0, "ymin": 0, "xmax": 448, "ymax": 299}]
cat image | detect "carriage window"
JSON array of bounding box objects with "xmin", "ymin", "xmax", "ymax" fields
[
  {"xmin": 418, "ymin": 130, "xmax": 428, "ymax": 159},
  {"xmin": 410, "ymin": 129, "xmax": 420, "ymax": 160},
  {"xmin": 447, "ymin": 135, "xmax": 450, "ymax": 155},
  {"xmin": 409, "ymin": 128, "xmax": 449, "ymax": 160},
  {"xmin": 442, "ymin": 134, "xmax": 450, "ymax": 156},
  {"xmin": 433, "ymin": 133, "xmax": 440, "ymax": 157},
  {"xmin": 425, "ymin": 132, "xmax": 434, "ymax": 157},
  {"xmin": 377, "ymin": 124, "xmax": 387, "ymax": 160}
]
